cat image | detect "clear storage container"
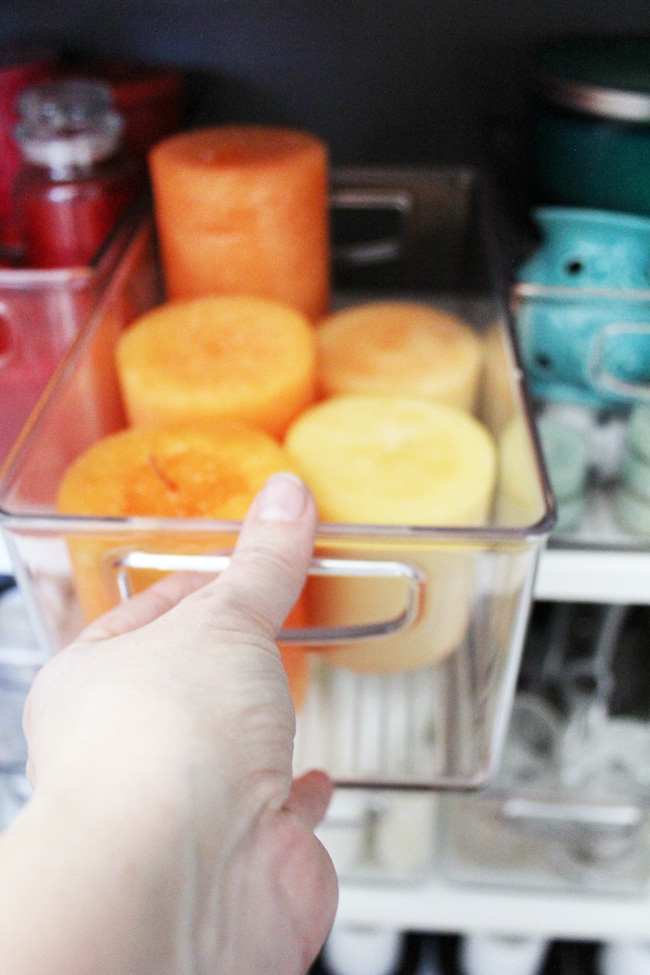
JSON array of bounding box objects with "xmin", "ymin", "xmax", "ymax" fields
[
  {"xmin": 439, "ymin": 692, "xmax": 650, "ymax": 894},
  {"xmin": 512, "ymin": 279, "xmax": 650, "ymax": 543},
  {"xmin": 0, "ymin": 168, "xmax": 554, "ymax": 789},
  {"xmin": 0, "ymin": 204, "xmax": 140, "ymax": 464}
]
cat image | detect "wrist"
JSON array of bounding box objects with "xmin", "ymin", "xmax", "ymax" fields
[{"xmin": 0, "ymin": 745, "xmax": 211, "ymax": 975}]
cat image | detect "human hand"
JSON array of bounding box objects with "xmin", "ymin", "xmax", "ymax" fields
[{"xmin": 2, "ymin": 473, "xmax": 337, "ymax": 975}]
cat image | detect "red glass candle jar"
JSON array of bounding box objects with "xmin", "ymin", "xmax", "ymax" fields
[
  {"xmin": 13, "ymin": 79, "xmax": 139, "ymax": 268},
  {"xmin": 65, "ymin": 60, "xmax": 184, "ymax": 166},
  {"xmin": 0, "ymin": 45, "xmax": 59, "ymax": 254}
]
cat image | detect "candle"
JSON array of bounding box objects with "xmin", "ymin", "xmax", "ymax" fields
[
  {"xmin": 285, "ymin": 394, "xmax": 497, "ymax": 672},
  {"xmin": 56, "ymin": 422, "xmax": 309, "ymax": 708},
  {"xmin": 115, "ymin": 294, "xmax": 317, "ymax": 439},
  {"xmin": 493, "ymin": 415, "xmax": 550, "ymax": 528},
  {"xmin": 316, "ymin": 301, "xmax": 483, "ymax": 412},
  {"xmin": 285, "ymin": 394, "xmax": 496, "ymax": 526},
  {"xmin": 13, "ymin": 79, "xmax": 139, "ymax": 269},
  {"xmin": 149, "ymin": 125, "xmax": 330, "ymax": 320}
]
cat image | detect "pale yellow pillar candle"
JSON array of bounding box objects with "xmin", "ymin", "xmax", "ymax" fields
[{"xmin": 285, "ymin": 394, "xmax": 497, "ymax": 672}]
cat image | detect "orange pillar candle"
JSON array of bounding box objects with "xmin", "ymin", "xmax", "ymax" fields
[
  {"xmin": 115, "ymin": 294, "xmax": 317, "ymax": 439},
  {"xmin": 316, "ymin": 301, "xmax": 484, "ymax": 412},
  {"xmin": 149, "ymin": 125, "xmax": 330, "ymax": 320},
  {"xmin": 56, "ymin": 423, "xmax": 309, "ymax": 708}
]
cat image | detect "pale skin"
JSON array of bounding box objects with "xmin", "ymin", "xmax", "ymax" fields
[{"xmin": 0, "ymin": 472, "xmax": 338, "ymax": 975}]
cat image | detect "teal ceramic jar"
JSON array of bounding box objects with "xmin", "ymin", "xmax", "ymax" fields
[
  {"xmin": 516, "ymin": 207, "xmax": 650, "ymax": 407},
  {"xmin": 531, "ymin": 38, "xmax": 650, "ymax": 216}
]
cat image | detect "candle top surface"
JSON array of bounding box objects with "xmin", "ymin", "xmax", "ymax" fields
[
  {"xmin": 56, "ymin": 423, "xmax": 296, "ymax": 519},
  {"xmin": 316, "ymin": 300, "xmax": 482, "ymax": 405},
  {"xmin": 149, "ymin": 125, "xmax": 326, "ymax": 172},
  {"xmin": 285, "ymin": 393, "xmax": 497, "ymax": 526}
]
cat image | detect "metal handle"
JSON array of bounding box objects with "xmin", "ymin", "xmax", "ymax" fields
[
  {"xmin": 111, "ymin": 550, "xmax": 426, "ymax": 645},
  {"xmin": 589, "ymin": 321, "xmax": 650, "ymax": 401},
  {"xmin": 330, "ymin": 188, "xmax": 414, "ymax": 265}
]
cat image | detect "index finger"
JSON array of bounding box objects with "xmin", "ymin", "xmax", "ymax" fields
[{"xmin": 76, "ymin": 473, "xmax": 317, "ymax": 645}]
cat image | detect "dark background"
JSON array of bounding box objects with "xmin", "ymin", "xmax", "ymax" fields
[{"xmin": 3, "ymin": 0, "xmax": 650, "ymax": 168}]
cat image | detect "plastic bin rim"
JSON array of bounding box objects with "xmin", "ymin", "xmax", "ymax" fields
[
  {"xmin": 0, "ymin": 507, "xmax": 555, "ymax": 543},
  {"xmin": 514, "ymin": 280, "xmax": 650, "ymax": 301}
]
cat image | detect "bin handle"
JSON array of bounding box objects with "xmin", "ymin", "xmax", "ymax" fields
[
  {"xmin": 330, "ymin": 187, "xmax": 414, "ymax": 266},
  {"xmin": 589, "ymin": 321, "xmax": 650, "ymax": 402},
  {"xmin": 501, "ymin": 795, "xmax": 644, "ymax": 831},
  {"xmin": 110, "ymin": 551, "xmax": 426, "ymax": 645}
]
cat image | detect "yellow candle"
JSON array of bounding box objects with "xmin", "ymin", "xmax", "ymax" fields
[
  {"xmin": 285, "ymin": 394, "xmax": 497, "ymax": 672},
  {"xmin": 285, "ymin": 394, "xmax": 496, "ymax": 526}
]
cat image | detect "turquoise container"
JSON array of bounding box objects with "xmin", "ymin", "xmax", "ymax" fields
[
  {"xmin": 531, "ymin": 38, "xmax": 650, "ymax": 217},
  {"xmin": 516, "ymin": 207, "xmax": 650, "ymax": 407}
]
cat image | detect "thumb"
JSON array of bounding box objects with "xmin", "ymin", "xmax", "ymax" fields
[
  {"xmin": 181, "ymin": 472, "xmax": 318, "ymax": 640},
  {"xmin": 284, "ymin": 770, "xmax": 333, "ymax": 829}
]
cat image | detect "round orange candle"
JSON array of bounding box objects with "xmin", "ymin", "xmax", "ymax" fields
[
  {"xmin": 149, "ymin": 125, "xmax": 330, "ymax": 320},
  {"xmin": 115, "ymin": 294, "xmax": 317, "ymax": 439},
  {"xmin": 316, "ymin": 301, "xmax": 483, "ymax": 412},
  {"xmin": 56, "ymin": 423, "xmax": 309, "ymax": 708}
]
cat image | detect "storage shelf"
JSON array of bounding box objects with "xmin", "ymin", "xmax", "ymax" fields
[
  {"xmin": 534, "ymin": 487, "xmax": 650, "ymax": 605},
  {"xmin": 2, "ymin": 523, "xmax": 650, "ymax": 941},
  {"xmin": 336, "ymin": 872, "xmax": 650, "ymax": 941},
  {"xmin": 535, "ymin": 546, "xmax": 650, "ymax": 604}
]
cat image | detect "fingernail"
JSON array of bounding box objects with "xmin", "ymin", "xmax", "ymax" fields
[{"xmin": 257, "ymin": 472, "xmax": 308, "ymax": 522}]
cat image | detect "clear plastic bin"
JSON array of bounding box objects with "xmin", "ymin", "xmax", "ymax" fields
[
  {"xmin": 439, "ymin": 692, "xmax": 650, "ymax": 894},
  {"xmin": 0, "ymin": 168, "xmax": 555, "ymax": 789},
  {"xmin": 0, "ymin": 206, "xmax": 141, "ymax": 464},
  {"xmin": 512, "ymin": 280, "xmax": 650, "ymax": 545}
]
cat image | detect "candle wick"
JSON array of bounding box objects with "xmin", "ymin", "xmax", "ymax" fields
[{"xmin": 148, "ymin": 454, "xmax": 179, "ymax": 492}]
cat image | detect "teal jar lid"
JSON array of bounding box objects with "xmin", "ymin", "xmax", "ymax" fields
[
  {"xmin": 626, "ymin": 404, "xmax": 650, "ymax": 463},
  {"xmin": 536, "ymin": 416, "xmax": 590, "ymax": 501},
  {"xmin": 533, "ymin": 38, "xmax": 650, "ymax": 122}
]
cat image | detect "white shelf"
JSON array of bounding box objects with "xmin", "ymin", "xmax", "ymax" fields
[
  {"xmin": 534, "ymin": 487, "xmax": 650, "ymax": 605},
  {"xmin": 2, "ymin": 516, "xmax": 650, "ymax": 942},
  {"xmin": 336, "ymin": 873, "xmax": 650, "ymax": 941},
  {"xmin": 535, "ymin": 547, "xmax": 650, "ymax": 604},
  {"xmin": 327, "ymin": 789, "xmax": 650, "ymax": 941}
]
